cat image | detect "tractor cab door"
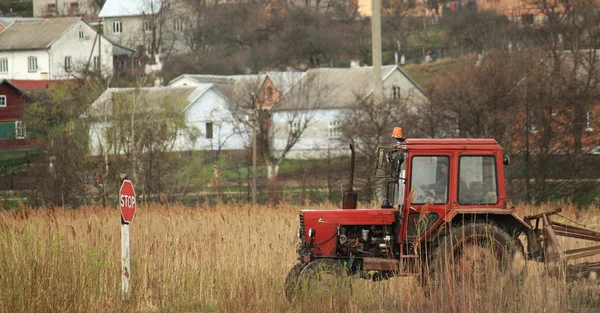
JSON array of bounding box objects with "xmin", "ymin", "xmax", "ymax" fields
[
  {"xmin": 401, "ymin": 154, "xmax": 453, "ymax": 243},
  {"xmin": 454, "ymin": 153, "xmax": 504, "ymax": 209}
]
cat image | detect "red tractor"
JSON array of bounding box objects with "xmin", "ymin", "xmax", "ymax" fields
[{"xmin": 286, "ymin": 128, "xmax": 600, "ymax": 299}]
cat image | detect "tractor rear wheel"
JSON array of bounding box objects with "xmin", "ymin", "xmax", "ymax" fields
[{"xmin": 425, "ymin": 222, "xmax": 524, "ymax": 290}]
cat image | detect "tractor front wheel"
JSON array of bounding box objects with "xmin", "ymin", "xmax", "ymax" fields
[
  {"xmin": 284, "ymin": 262, "xmax": 307, "ymax": 301},
  {"xmin": 291, "ymin": 259, "xmax": 351, "ymax": 301}
]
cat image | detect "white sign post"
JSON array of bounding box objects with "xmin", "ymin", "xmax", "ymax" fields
[
  {"xmin": 119, "ymin": 179, "xmax": 136, "ymax": 298},
  {"xmin": 121, "ymin": 223, "xmax": 130, "ymax": 297}
]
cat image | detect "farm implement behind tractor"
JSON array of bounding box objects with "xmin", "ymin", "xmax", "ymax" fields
[
  {"xmin": 522, "ymin": 209, "xmax": 600, "ymax": 281},
  {"xmin": 285, "ymin": 127, "xmax": 600, "ymax": 300}
]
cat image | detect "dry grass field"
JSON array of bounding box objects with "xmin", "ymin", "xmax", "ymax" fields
[{"xmin": 1, "ymin": 202, "xmax": 600, "ymax": 313}]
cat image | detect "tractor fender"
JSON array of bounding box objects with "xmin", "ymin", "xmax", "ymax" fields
[{"xmin": 443, "ymin": 208, "xmax": 531, "ymax": 237}]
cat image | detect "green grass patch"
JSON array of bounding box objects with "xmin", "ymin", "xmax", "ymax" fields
[
  {"xmin": 407, "ymin": 24, "xmax": 449, "ymax": 50},
  {"xmin": 402, "ymin": 57, "xmax": 464, "ymax": 85},
  {"xmin": 0, "ymin": 149, "xmax": 37, "ymax": 175}
]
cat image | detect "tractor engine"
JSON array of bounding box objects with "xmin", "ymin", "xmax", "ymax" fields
[
  {"xmin": 336, "ymin": 225, "xmax": 395, "ymax": 258},
  {"xmin": 297, "ymin": 209, "xmax": 399, "ymax": 259}
]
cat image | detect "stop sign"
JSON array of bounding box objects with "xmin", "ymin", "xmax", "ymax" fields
[{"xmin": 119, "ymin": 180, "xmax": 136, "ymax": 223}]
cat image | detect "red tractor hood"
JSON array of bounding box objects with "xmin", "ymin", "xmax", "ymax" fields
[
  {"xmin": 301, "ymin": 208, "xmax": 397, "ymax": 225},
  {"xmin": 300, "ymin": 209, "xmax": 397, "ymax": 256}
]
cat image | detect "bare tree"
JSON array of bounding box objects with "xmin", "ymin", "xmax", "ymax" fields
[
  {"xmin": 227, "ymin": 72, "xmax": 330, "ymax": 180},
  {"xmin": 87, "ymin": 78, "xmax": 197, "ymax": 201},
  {"xmin": 340, "ymin": 94, "xmax": 422, "ymax": 202}
]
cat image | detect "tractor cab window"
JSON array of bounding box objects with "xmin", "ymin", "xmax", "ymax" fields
[
  {"xmin": 459, "ymin": 156, "xmax": 498, "ymax": 204},
  {"xmin": 410, "ymin": 156, "xmax": 449, "ymax": 204}
]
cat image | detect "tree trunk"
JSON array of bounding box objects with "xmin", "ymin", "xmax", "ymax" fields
[{"xmin": 267, "ymin": 163, "xmax": 280, "ymax": 181}]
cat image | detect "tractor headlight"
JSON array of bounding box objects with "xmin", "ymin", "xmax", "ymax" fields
[
  {"xmin": 297, "ymin": 227, "xmax": 303, "ymax": 239},
  {"xmin": 308, "ymin": 228, "xmax": 316, "ymax": 238}
]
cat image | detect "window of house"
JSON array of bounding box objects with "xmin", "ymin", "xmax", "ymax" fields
[
  {"xmin": 27, "ymin": 57, "xmax": 37, "ymax": 72},
  {"xmin": 410, "ymin": 156, "xmax": 449, "ymax": 204},
  {"xmin": 586, "ymin": 111, "xmax": 594, "ymax": 131},
  {"xmin": 143, "ymin": 20, "xmax": 154, "ymax": 32},
  {"xmin": 459, "ymin": 156, "xmax": 498, "ymax": 205},
  {"xmin": 79, "ymin": 30, "xmax": 84, "ymax": 39},
  {"xmin": 174, "ymin": 19, "xmax": 184, "ymax": 31},
  {"xmin": 290, "ymin": 121, "xmax": 301, "ymax": 134},
  {"xmin": 146, "ymin": 43, "xmax": 153, "ymax": 55},
  {"xmin": 64, "ymin": 56, "xmax": 72, "ymax": 72},
  {"xmin": 205, "ymin": 122, "xmax": 213, "ymax": 139},
  {"xmin": 392, "ymin": 86, "xmax": 401, "ymax": 100},
  {"xmin": 522, "ymin": 14, "xmax": 534, "ymax": 25},
  {"xmin": 15, "ymin": 121, "xmax": 26, "ymax": 139},
  {"xmin": 0, "ymin": 95, "xmax": 6, "ymax": 107},
  {"xmin": 328, "ymin": 121, "xmax": 340, "ymax": 138},
  {"xmin": 47, "ymin": 3, "xmax": 57, "ymax": 14},
  {"xmin": 69, "ymin": 2, "xmax": 80, "ymax": 15},
  {"xmin": 0, "ymin": 58, "xmax": 8, "ymax": 73},
  {"xmin": 267, "ymin": 86, "xmax": 273, "ymax": 101},
  {"xmin": 112, "ymin": 21, "xmax": 122, "ymax": 34},
  {"xmin": 93, "ymin": 56, "xmax": 100, "ymax": 70}
]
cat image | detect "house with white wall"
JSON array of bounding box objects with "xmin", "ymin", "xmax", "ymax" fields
[
  {"xmin": 87, "ymin": 84, "xmax": 246, "ymax": 156},
  {"xmin": 99, "ymin": 0, "xmax": 191, "ymax": 57},
  {"xmin": 0, "ymin": 17, "xmax": 115, "ymax": 80},
  {"xmin": 33, "ymin": 0, "xmax": 101, "ymax": 19},
  {"xmin": 271, "ymin": 65, "xmax": 429, "ymax": 158}
]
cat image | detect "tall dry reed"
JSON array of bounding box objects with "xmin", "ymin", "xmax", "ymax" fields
[{"xmin": 0, "ymin": 202, "xmax": 598, "ymax": 312}]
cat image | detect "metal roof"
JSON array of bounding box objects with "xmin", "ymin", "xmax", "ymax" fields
[
  {"xmin": 88, "ymin": 84, "xmax": 214, "ymax": 118},
  {"xmin": 99, "ymin": 0, "xmax": 162, "ymax": 18},
  {"xmin": 9, "ymin": 79, "xmax": 78, "ymax": 90},
  {"xmin": 274, "ymin": 65, "xmax": 421, "ymax": 111},
  {"xmin": 169, "ymin": 74, "xmax": 265, "ymax": 100},
  {"xmin": 0, "ymin": 17, "xmax": 81, "ymax": 51},
  {"xmin": 264, "ymin": 72, "xmax": 305, "ymax": 92}
]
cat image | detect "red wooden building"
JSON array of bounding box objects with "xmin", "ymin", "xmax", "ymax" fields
[{"xmin": 0, "ymin": 79, "xmax": 38, "ymax": 150}]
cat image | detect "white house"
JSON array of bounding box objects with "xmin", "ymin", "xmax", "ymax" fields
[
  {"xmin": 271, "ymin": 65, "xmax": 429, "ymax": 159},
  {"xmin": 33, "ymin": 0, "xmax": 101, "ymax": 18},
  {"xmin": 88, "ymin": 84, "xmax": 246, "ymax": 156},
  {"xmin": 0, "ymin": 17, "xmax": 115, "ymax": 80},
  {"xmin": 99, "ymin": 0, "xmax": 191, "ymax": 56}
]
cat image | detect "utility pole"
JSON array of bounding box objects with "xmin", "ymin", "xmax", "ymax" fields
[
  {"xmin": 251, "ymin": 93, "xmax": 257, "ymax": 205},
  {"xmin": 371, "ymin": 0, "xmax": 383, "ymax": 104}
]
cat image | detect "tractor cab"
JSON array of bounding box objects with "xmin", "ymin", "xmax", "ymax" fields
[{"xmin": 377, "ymin": 127, "xmax": 510, "ymax": 243}]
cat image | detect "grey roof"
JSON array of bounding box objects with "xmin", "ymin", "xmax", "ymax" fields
[
  {"xmin": 169, "ymin": 74, "xmax": 266, "ymax": 100},
  {"xmin": 265, "ymin": 71, "xmax": 305, "ymax": 93},
  {"xmin": 99, "ymin": 0, "xmax": 162, "ymax": 18},
  {"xmin": 274, "ymin": 65, "xmax": 425, "ymax": 111},
  {"xmin": 112, "ymin": 42, "xmax": 135, "ymax": 55},
  {"xmin": 169, "ymin": 72, "xmax": 306, "ymax": 101},
  {"xmin": 170, "ymin": 74, "xmax": 264, "ymax": 86},
  {"xmin": 0, "ymin": 17, "xmax": 43, "ymax": 28},
  {"xmin": 88, "ymin": 84, "xmax": 213, "ymax": 118},
  {"xmin": 0, "ymin": 17, "xmax": 81, "ymax": 51}
]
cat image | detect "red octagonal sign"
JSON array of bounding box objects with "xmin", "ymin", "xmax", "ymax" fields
[{"xmin": 120, "ymin": 180, "xmax": 136, "ymax": 223}]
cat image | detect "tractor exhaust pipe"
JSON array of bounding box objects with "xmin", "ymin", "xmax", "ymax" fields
[{"xmin": 342, "ymin": 144, "xmax": 358, "ymax": 210}]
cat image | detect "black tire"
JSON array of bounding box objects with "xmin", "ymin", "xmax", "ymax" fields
[
  {"xmin": 425, "ymin": 223, "xmax": 524, "ymax": 290},
  {"xmin": 295, "ymin": 259, "xmax": 351, "ymax": 301},
  {"xmin": 284, "ymin": 263, "xmax": 306, "ymax": 301}
]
